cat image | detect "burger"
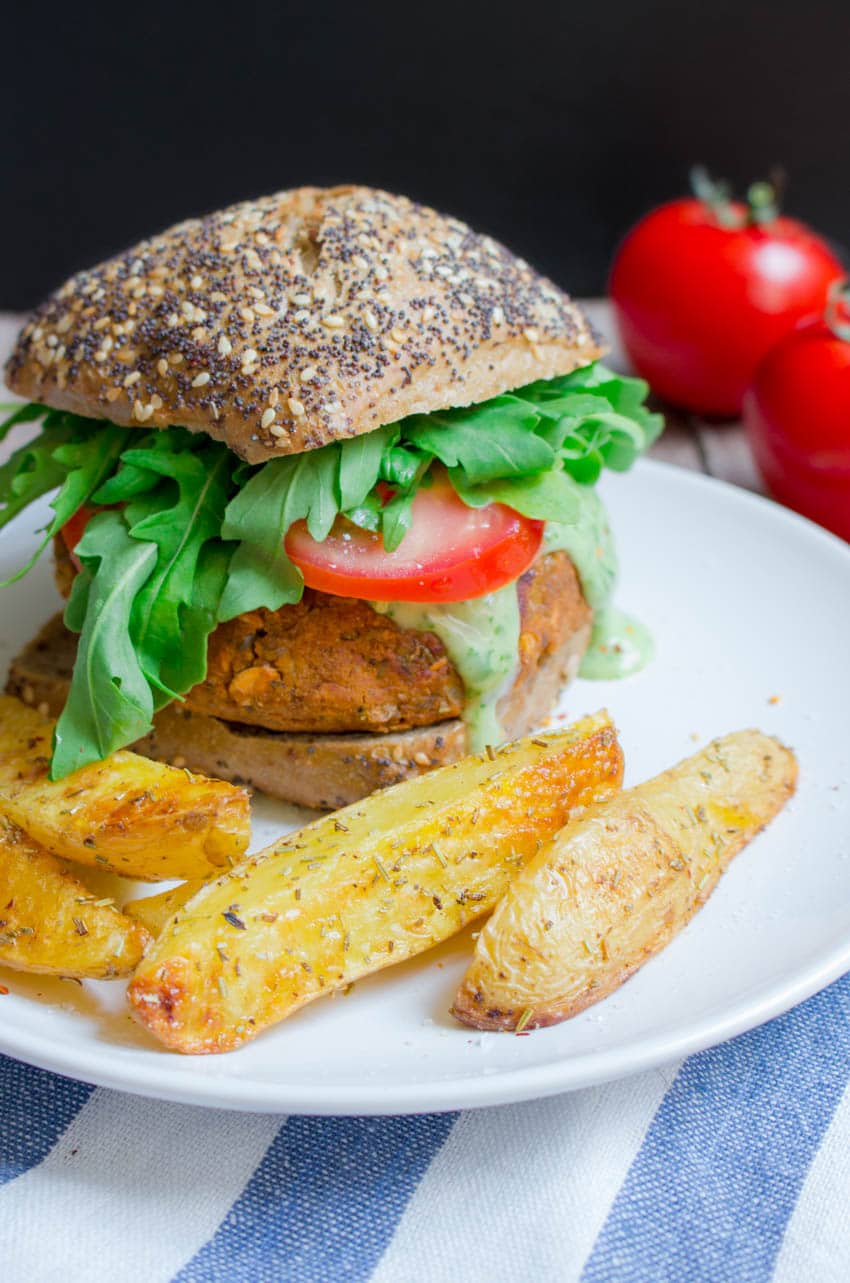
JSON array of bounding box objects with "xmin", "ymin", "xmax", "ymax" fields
[{"xmin": 1, "ymin": 186, "xmax": 660, "ymax": 808}]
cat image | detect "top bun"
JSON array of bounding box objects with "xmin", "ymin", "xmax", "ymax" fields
[{"xmin": 5, "ymin": 186, "xmax": 603, "ymax": 463}]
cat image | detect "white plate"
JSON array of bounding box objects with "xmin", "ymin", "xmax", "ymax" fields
[{"xmin": 1, "ymin": 459, "xmax": 849, "ymax": 1114}]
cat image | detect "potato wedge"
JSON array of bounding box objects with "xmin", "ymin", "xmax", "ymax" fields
[
  {"xmin": 452, "ymin": 730, "xmax": 797, "ymax": 1031},
  {"xmin": 128, "ymin": 712, "xmax": 623, "ymax": 1052},
  {"xmin": 0, "ymin": 814, "xmax": 151, "ymax": 978},
  {"xmin": 0, "ymin": 694, "xmax": 250, "ymax": 880},
  {"xmin": 124, "ymin": 881, "xmax": 207, "ymax": 937}
]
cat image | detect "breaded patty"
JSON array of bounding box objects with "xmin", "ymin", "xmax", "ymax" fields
[{"xmin": 54, "ymin": 540, "xmax": 589, "ymax": 735}]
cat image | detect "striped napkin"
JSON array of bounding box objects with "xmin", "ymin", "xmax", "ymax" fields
[{"xmin": 1, "ymin": 972, "xmax": 848, "ymax": 1282}]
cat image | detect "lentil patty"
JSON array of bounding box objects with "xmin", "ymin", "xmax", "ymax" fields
[{"xmin": 54, "ymin": 539, "xmax": 589, "ymax": 735}]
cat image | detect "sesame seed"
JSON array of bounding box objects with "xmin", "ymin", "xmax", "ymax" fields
[
  {"xmin": 190, "ymin": 274, "xmax": 204, "ymax": 288},
  {"xmin": 270, "ymin": 423, "xmax": 288, "ymax": 438},
  {"xmin": 292, "ymin": 292, "xmax": 311, "ymax": 305},
  {"xmin": 157, "ymin": 358, "xmax": 169, "ymax": 376},
  {"xmin": 239, "ymin": 307, "xmax": 255, "ymax": 323},
  {"xmin": 293, "ymin": 309, "xmax": 310, "ymax": 323},
  {"xmin": 105, "ymin": 387, "xmax": 122, "ymax": 402},
  {"xmin": 242, "ymin": 348, "xmax": 258, "ymax": 365},
  {"xmin": 363, "ymin": 310, "xmax": 379, "ymax": 332},
  {"xmin": 523, "ymin": 327, "xmax": 539, "ymax": 343},
  {"xmin": 150, "ymin": 394, "xmax": 163, "ymax": 410},
  {"xmin": 133, "ymin": 401, "xmax": 153, "ymax": 422},
  {"xmin": 268, "ymin": 387, "xmax": 280, "ymax": 407},
  {"xmin": 491, "ymin": 305, "xmax": 504, "ymax": 325},
  {"xmin": 300, "ymin": 365, "xmax": 317, "ymax": 382},
  {"xmin": 192, "ymin": 371, "xmax": 211, "ymax": 387},
  {"xmin": 254, "ymin": 303, "xmax": 274, "ymax": 317},
  {"xmin": 123, "ymin": 371, "xmax": 141, "ymax": 387},
  {"xmin": 218, "ymin": 334, "xmax": 232, "ymax": 356},
  {"xmin": 261, "ymin": 407, "xmax": 276, "ymax": 429},
  {"xmin": 288, "ymin": 397, "xmax": 306, "ymax": 416},
  {"xmin": 249, "ymin": 286, "xmax": 265, "ymax": 300},
  {"xmin": 323, "ymin": 314, "xmax": 345, "ymax": 328}
]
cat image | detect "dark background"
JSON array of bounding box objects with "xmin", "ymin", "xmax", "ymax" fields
[{"xmin": 3, "ymin": 0, "xmax": 849, "ymax": 308}]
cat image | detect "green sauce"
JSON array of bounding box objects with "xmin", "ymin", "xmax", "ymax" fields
[
  {"xmin": 542, "ymin": 482, "xmax": 617, "ymax": 612},
  {"xmin": 369, "ymin": 480, "xmax": 651, "ymax": 746},
  {"xmin": 579, "ymin": 606, "xmax": 654, "ymax": 679},
  {"xmin": 370, "ymin": 584, "xmax": 521, "ymax": 752}
]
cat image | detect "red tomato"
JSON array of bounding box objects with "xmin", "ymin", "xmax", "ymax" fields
[
  {"xmin": 60, "ymin": 504, "xmax": 101, "ymax": 571},
  {"xmin": 610, "ymin": 183, "xmax": 842, "ymax": 416},
  {"xmin": 286, "ymin": 475, "xmax": 543, "ymax": 602},
  {"xmin": 743, "ymin": 301, "xmax": 850, "ymax": 541},
  {"xmin": 61, "ymin": 505, "xmax": 96, "ymax": 554}
]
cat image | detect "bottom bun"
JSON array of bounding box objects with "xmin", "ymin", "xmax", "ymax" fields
[{"xmin": 7, "ymin": 612, "xmax": 591, "ymax": 810}]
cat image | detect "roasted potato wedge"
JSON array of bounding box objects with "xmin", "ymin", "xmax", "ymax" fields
[
  {"xmin": 0, "ymin": 694, "xmax": 250, "ymax": 880},
  {"xmin": 452, "ymin": 730, "xmax": 797, "ymax": 1031},
  {"xmin": 128, "ymin": 712, "xmax": 623, "ymax": 1052},
  {"xmin": 0, "ymin": 814, "xmax": 151, "ymax": 978},
  {"xmin": 124, "ymin": 881, "xmax": 207, "ymax": 937}
]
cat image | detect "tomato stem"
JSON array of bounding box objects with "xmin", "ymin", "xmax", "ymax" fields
[
  {"xmin": 690, "ymin": 165, "xmax": 782, "ymax": 228},
  {"xmin": 690, "ymin": 166, "xmax": 738, "ymax": 228},
  {"xmin": 825, "ymin": 279, "xmax": 850, "ymax": 343}
]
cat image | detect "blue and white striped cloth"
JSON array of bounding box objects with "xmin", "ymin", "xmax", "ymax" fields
[{"xmin": 1, "ymin": 972, "xmax": 848, "ymax": 1281}]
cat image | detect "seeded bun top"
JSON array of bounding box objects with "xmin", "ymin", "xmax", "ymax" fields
[{"xmin": 5, "ymin": 185, "xmax": 603, "ymax": 463}]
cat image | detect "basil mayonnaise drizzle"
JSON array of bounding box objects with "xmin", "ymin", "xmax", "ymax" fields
[
  {"xmin": 369, "ymin": 484, "xmax": 651, "ymax": 750},
  {"xmin": 371, "ymin": 583, "xmax": 521, "ymax": 751}
]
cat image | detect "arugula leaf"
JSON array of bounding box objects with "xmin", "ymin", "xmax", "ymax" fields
[
  {"xmin": 380, "ymin": 443, "xmax": 428, "ymax": 489},
  {"xmin": 0, "ymin": 416, "xmax": 132, "ymax": 584},
  {"xmin": 405, "ymin": 397, "xmax": 553, "ymax": 483},
  {"xmin": 219, "ymin": 448, "xmax": 340, "ymax": 620},
  {"xmin": 451, "ymin": 467, "xmax": 580, "ymax": 524},
  {"xmin": 92, "ymin": 428, "xmax": 184, "ymax": 503},
  {"xmin": 123, "ymin": 438, "xmax": 235, "ymax": 704},
  {"xmin": 42, "ymin": 422, "xmax": 131, "ymax": 546},
  {"xmin": 338, "ymin": 424, "xmax": 394, "ymax": 509},
  {"xmin": 51, "ymin": 512, "xmax": 158, "ymax": 779},
  {"xmin": 0, "ymin": 416, "xmax": 76, "ymax": 541},
  {"xmin": 380, "ymin": 489, "xmax": 416, "ymax": 551}
]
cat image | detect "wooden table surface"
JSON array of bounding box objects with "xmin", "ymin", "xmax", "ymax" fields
[{"xmin": 0, "ymin": 304, "xmax": 762, "ymax": 492}]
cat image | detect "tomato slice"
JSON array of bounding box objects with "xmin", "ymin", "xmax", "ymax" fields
[
  {"xmin": 60, "ymin": 505, "xmax": 101, "ymax": 572},
  {"xmin": 285, "ymin": 475, "xmax": 544, "ymax": 602}
]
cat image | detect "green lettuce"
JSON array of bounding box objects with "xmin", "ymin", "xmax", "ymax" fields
[{"xmin": 0, "ymin": 364, "xmax": 661, "ymax": 776}]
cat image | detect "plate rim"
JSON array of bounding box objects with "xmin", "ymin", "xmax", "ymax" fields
[{"xmin": 2, "ymin": 458, "xmax": 849, "ymax": 1114}]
